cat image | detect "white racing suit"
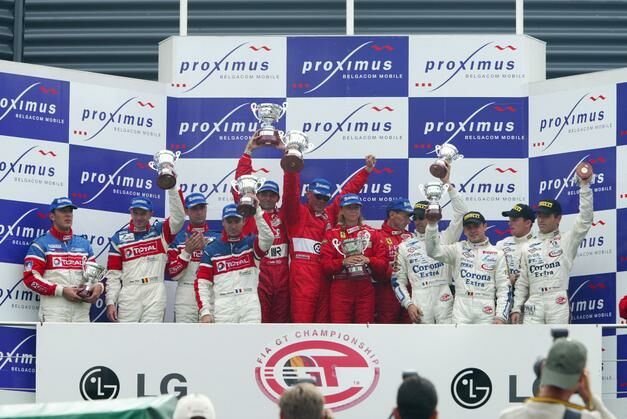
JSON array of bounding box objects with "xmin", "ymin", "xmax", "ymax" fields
[
  {"xmin": 496, "ymin": 232, "xmax": 534, "ymax": 323},
  {"xmin": 195, "ymin": 207, "xmax": 274, "ymax": 323},
  {"xmin": 425, "ymin": 224, "xmax": 510, "ymax": 324},
  {"xmin": 512, "ymin": 183, "xmax": 593, "ymax": 324},
  {"xmin": 391, "ymin": 187, "xmax": 467, "ymax": 323},
  {"xmin": 106, "ymin": 188, "xmax": 185, "ymax": 322}
]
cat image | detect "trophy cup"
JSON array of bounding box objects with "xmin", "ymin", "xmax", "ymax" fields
[
  {"xmin": 79, "ymin": 261, "xmax": 107, "ymax": 299},
  {"xmin": 280, "ymin": 130, "xmax": 314, "ymax": 173},
  {"xmin": 250, "ymin": 102, "xmax": 287, "ymax": 147},
  {"xmin": 332, "ymin": 230, "xmax": 371, "ymax": 278},
  {"xmin": 231, "ymin": 174, "xmax": 266, "ymax": 217},
  {"xmin": 429, "ymin": 144, "xmax": 463, "ymax": 179},
  {"xmin": 149, "ymin": 150, "xmax": 181, "ymax": 190},
  {"xmin": 418, "ymin": 182, "xmax": 450, "ymax": 222},
  {"xmin": 576, "ymin": 161, "xmax": 594, "ymax": 181}
]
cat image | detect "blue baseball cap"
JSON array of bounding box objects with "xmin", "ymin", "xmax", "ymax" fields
[
  {"xmin": 340, "ymin": 194, "xmax": 362, "ymax": 207},
  {"xmin": 387, "ymin": 199, "xmax": 413, "ymax": 215},
  {"xmin": 257, "ymin": 180, "xmax": 280, "ymax": 195},
  {"xmin": 185, "ymin": 192, "xmax": 207, "ymax": 208},
  {"xmin": 222, "ymin": 203, "xmax": 243, "ymax": 220},
  {"xmin": 308, "ymin": 178, "xmax": 332, "ymax": 197},
  {"xmin": 129, "ymin": 197, "xmax": 153, "ymax": 211},
  {"xmin": 49, "ymin": 197, "xmax": 77, "ymax": 213}
]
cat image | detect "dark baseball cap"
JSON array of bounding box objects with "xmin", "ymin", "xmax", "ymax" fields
[
  {"xmin": 535, "ymin": 199, "xmax": 562, "ymax": 216},
  {"xmin": 502, "ymin": 204, "xmax": 535, "ymax": 222},
  {"xmin": 462, "ymin": 211, "xmax": 486, "ymax": 226}
]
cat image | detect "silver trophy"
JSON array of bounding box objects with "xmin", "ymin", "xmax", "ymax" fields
[
  {"xmin": 430, "ymin": 144, "xmax": 463, "ymax": 179},
  {"xmin": 250, "ymin": 102, "xmax": 287, "ymax": 147},
  {"xmin": 149, "ymin": 150, "xmax": 181, "ymax": 190},
  {"xmin": 280, "ymin": 130, "xmax": 314, "ymax": 173},
  {"xmin": 79, "ymin": 261, "xmax": 107, "ymax": 299},
  {"xmin": 332, "ymin": 230, "xmax": 371, "ymax": 278},
  {"xmin": 418, "ymin": 182, "xmax": 450, "ymax": 222},
  {"xmin": 231, "ymin": 174, "xmax": 266, "ymax": 217}
]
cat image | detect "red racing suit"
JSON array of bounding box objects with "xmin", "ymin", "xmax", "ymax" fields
[
  {"xmin": 320, "ymin": 224, "xmax": 388, "ymax": 323},
  {"xmin": 374, "ymin": 221, "xmax": 413, "ymax": 323},
  {"xmin": 282, "ymin": 168, "xmax": 371, "ymax": 323},
  {"xmin": 232, "ymin": 153, "xmax": 290, "ymax": 323}
]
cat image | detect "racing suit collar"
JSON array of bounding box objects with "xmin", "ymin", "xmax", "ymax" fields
[
  {"xmin": 129, "ymin": 220, "xmax": 151, "ymax": 233},
  {"xmin": 381, "ymin": 220, "xmax": 406, "ymax": 235},
  {"xmin": 187, "ymin": 221, "xmax": 208, "ymax": 233},
  {"xmin": 537, "ymin": 229, "xmax": 560, "ymax": 240},
  {"xmin": 513, "ymin": 232, "xmax": 533, "ymax": 243},
  {"xmin": 465, "ymin": 238, "xmax": 490, "ymax": 248},
  {"xmin": 50, "ymin": 225, "xmax": 73, "ymax": 242}
]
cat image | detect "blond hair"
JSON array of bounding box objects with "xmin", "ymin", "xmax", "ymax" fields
[{"xmin": 279, "ymin": 383, "xmax": 327, "ymax": 419}]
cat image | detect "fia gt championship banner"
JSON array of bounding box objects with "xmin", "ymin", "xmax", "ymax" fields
[{"xmin": 36, "ymin": 323, "xmax": 601, "ymax": 419}]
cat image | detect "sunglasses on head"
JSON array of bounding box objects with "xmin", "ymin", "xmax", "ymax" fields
[{"xmin": 314, "ymin": 194, "xmax": 330, "ymax": 202}]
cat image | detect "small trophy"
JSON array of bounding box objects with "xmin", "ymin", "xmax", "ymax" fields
[
  {"xmin": 149, "ymin": 150, "xmax": 181, "ymax": 190},
  {"xmin": 79, "ymin": 261, "xmax": 107, "ymax": 299},
  {"xmin": 430, "ymin": 144, "xmax": 463, "ymax": 179},
  {"xmin": 576, "ymin": 161, "xmax": 594, "ymax": 181},
  {"xmin": 280, "ymin": 130, "xmax": 314, "ymax": 173},
  {"xmin": 231, "ymin": 174, "xmax": 266, "ymax": 217},
  {"xmin": 418, "ymin": 182, "xmax": 450, "ymax": 222},
  {"xmin": 332, "ymin": 230, "xmax": 371, "ymax": 278},
  {"xmin": 250, "ymin": 102, "xmax": 287, "ymax": 147}
]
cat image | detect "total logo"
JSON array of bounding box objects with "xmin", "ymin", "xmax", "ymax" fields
[
  {"xmin": 0, "ymin": 72, "xmax": 69, "ymax": 142},
  {"xmin": 532, "ymin": 91, "xmax": 612, "ymax": 155},
  {"xmin": 215, "ymin": 254, "xmax": 252, "ymax": 273},
  {"xmin": 411, "ymin": 39, "xmax": 523, "ymax": 95},
  {"xmin": 409, "ymin": 97, "xmax": 528, "ymax": 158},
  {"xmin": 124, "ymin": 243, "xmax": 159, "ymax": 259},
  {"xmin": 529, "ymin": 147, "xmax": 615, "ymax": 214},
  {"xmin": 287, "ymin": 36, "xmax": 408, "ymax": 97},
  {"xmin": 167, "ymin": 97, "xmax": 285, "ymax": 158},
  {"xmin": 68, "ymin": 145, "xmax": 165, "ymax": 217},
  {"xmin": 0, "ymin": 326, "xmax": 36, "ymax": 392},
  {"xmin": 0, "ymin": 199, "xmax": 50, "ymax": 264},
  {"xmin": 568, "ymin": 273, "xmax": 615, "ymax": 324},
  {"xmin": 173, "ymin": 38, "xmax": 283, "ymax": 96},
  {"xmin": 255, "ymin": 329, "xmax": 380, "ymax": 411}
]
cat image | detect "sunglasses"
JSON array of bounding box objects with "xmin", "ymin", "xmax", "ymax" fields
[{"xmin": 314, "ymin": 194, "xmax": 330, "ymax": 202}]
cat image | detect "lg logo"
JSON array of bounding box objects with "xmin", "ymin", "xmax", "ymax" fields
[
  {"xmin": 79, "ymin": 366, "xmax": 188, "ymax": 400},
  {"xmin": 451, "ymin": 368, "xmax": 492, "ymax": 409},
  {"xmin": 79, "ymin": 366, "xmax": 120, "ymax": 400}
]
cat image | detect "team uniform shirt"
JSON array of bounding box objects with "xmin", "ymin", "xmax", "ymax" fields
[
  {"xmin": 512, "ymin": 183, "xmax": 593, "ymax": 324},
  {"xmin": 23, "ymin": 226, "xmax": 95, "ymax": 322},
  {"xmin": 194, "ymin": 207, "xmax": 274, "ymax": 323},
  {"xmin": 499, "ymin": 394, "xmax": 616, "ymax": 419},
  {"xmin": 167, "ymin": 222, "xmax": 219, "ymax": 322},
  {"xmin": 106, "ymin": 188, "xmax": 185, "ymax": 322},
  {"xmin": 282, "ymin": 168, "xmax": 371, "ymax": 323},
  {"xmin": 496, "ymin": 232, "xmax": 534, "ymax": 280},
  {"xmin": 392, "ymin": 188, "xmax": 467, "ymax": 324},
  {"xmin": 232, "ymin": 153, "xmax": 290, "ymax": 323},
  {"xmin": 425, "ymin": 224, "xmax": 510, "ymax": 324}
]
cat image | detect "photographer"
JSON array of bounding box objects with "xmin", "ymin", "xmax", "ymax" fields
[
  {"xmin": 390, "ymin": 373, "xmax": 438, "ymax": 419},
  {"xmin": 499, "ymin": 338, "xmax": 615, "ymax": 419}
]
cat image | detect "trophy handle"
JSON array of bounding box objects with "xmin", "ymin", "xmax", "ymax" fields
[
  {"xmin": 173, "ymin": 151, "xmax": 181, "ymax": 161},
  {"xmin": 456, "ymin": 153, "xmax": 464, "ymax": 160},
  {"xmin": 148, "ymin": 161, "xmax": 158, "ymax": 172},
  {"xmin": 256, "ymin": 177, "xmax": 266, "ymax": 191},
  {"xmin": 418, "ymin": 184, "xmax": 426, "ymax": 199},
  {"xmin": 434, "ymin": 144, "xmax": 442, "ymax": 156},
  {"xmin": 332, "ymin": 238, "xmax": 346, "ymax": 257},
  {"xmin": 442, "ymin": 183, "xmax": 450, "ymax": 193},
  {"xmin": 231, "ymin": 179, "xmax": 240, "ymax": 193},
  {"xmin": 279, "ymin": 102, "xmax": 288, "ymax": 119},
  {"xmin": 305, "ymin": 142, "xmax": 315, "ymax": 153}
]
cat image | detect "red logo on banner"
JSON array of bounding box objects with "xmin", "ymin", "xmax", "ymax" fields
[{"xmin": 255, "ymin": 332, "xmax": 380, "ymax": 412}]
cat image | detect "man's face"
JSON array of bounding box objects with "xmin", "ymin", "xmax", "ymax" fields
[
  {"xmin": 49, "ymin": 207, "xmax": 73, "ymax": 231},
  {"xmin": 388, "ymin": 210, "xmax": 411, "ymax": 231},
  {"xmin": 130, "ymin": 208, "xmax": 152, "ymax": 229},
  {"xmin": 536, "ymin": 213, "xmax": 561, "ymax": 234},
  {"xmin": 187, "ymin": 204, "xmax": 207, "ymax": 226},
  {"xmin": 508, "ymin": 217, "xmax": 532, "ymax": 238},
  {"xmin": 257, "ymin": 190, "xmax": 279, "ymax": 211},
  {"xmin": 414, "ymin": 215, "xmax": 428, "ymax": 234},
  {"xmin": 223, "ymin": 216, "xmax": 244, "ymax": 237},
  {"xmin": 340, "ymin": 204, "xmax": 361, "ymax": 225},
  {"xmin": 306, "ymin": 191, "xmax": 330, "ymax": 213},
  {"xmin": 463, "ymin": 222, "xmax": 487, "ymax": 243}
]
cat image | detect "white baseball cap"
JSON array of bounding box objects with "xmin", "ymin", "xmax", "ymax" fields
[{"xmin": 173, "ymin": 394, "xmax": 216, "ymax": 419}]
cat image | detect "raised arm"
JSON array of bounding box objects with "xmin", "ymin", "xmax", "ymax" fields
[
  {"xmin": 425, "ymin": 223, "xmax": 457, "ymax": 265},
  {"xmin": 565, "ymin": 181, "xmax": 593, "ymax": 260},
  {"xmin": 440, "ymin": 186, "xmax": 468, "ymax": 245}
]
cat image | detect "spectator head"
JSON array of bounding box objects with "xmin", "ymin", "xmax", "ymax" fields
[
  {"xmin": 540, "ymin": 338, "xmax": 587, "ymax": 391},
  {"xmin": 173, "ymin": 393, "xmax": 216, "ymax": 419},
  {"xmin": 396, "ymin": 375, "xmax": 438, "ymax": 419},
  {"xmin": 279, "ymin": 383, "xmax": 327, "ymax": 419}
]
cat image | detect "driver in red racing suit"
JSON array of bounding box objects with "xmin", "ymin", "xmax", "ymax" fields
[{"xmin": 282, "ymin": 155, "xmax": 377, "ymax": 323}]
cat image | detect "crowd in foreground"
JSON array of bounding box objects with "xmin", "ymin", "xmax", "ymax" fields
[{"xmin": 22, "ymin": 136, "xmax": 627, "ymax": 325}]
